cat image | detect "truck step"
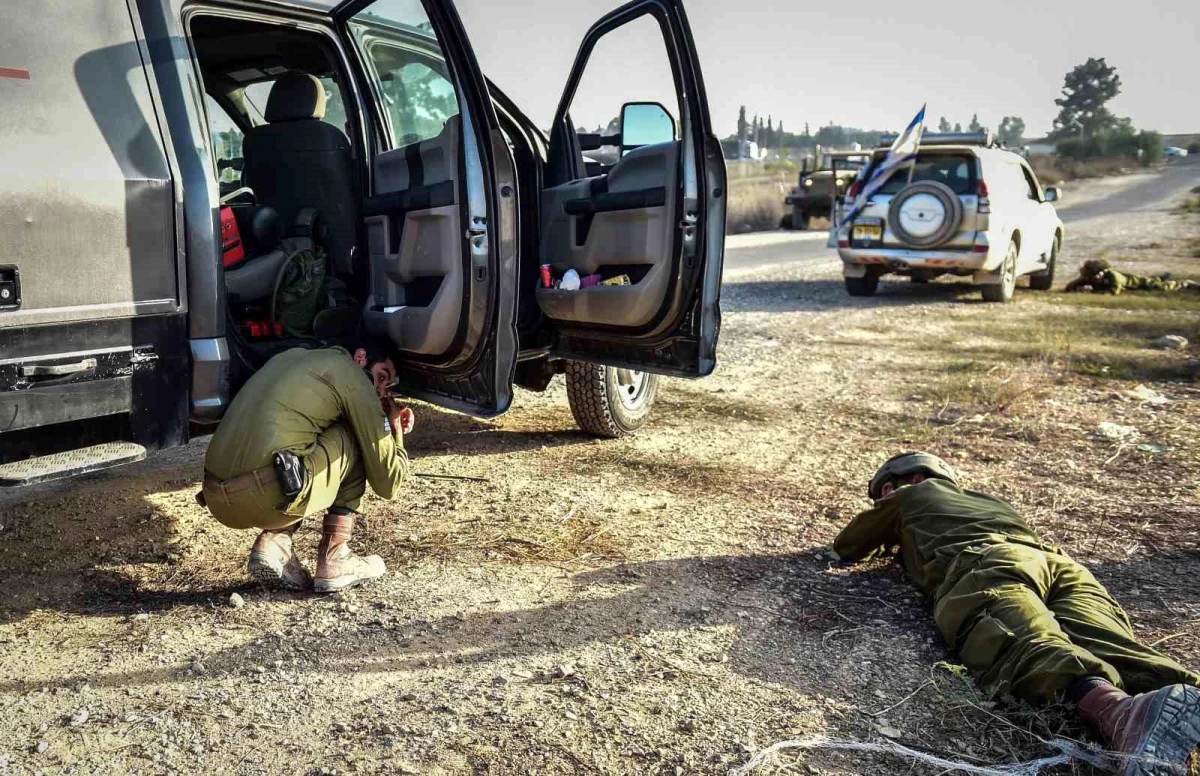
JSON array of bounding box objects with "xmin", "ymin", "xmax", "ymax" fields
[{"xmin": 0, "ymin": 442, "xmax": 147, "ymax": 487}]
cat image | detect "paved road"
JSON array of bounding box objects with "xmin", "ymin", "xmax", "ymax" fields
[
  {"xmin": 1057, "ymin": 158, "xmax": 1200, "ymax": 223},
  {"xmin": 723, "ymin": 159, "xmax": 1200, "ymax": 273}
]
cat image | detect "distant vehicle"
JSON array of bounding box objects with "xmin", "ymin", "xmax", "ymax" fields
[
  {"xmin": 783, "ymin": 153, "xmax": 869, "ymax": 230},
  {"xmin": 836, "ymin": 131, "xmax": 1064, "ymax": 303},
  {"xmin": 1164, "ymin": 147, "xmax": 1189, "ymax": 160}
]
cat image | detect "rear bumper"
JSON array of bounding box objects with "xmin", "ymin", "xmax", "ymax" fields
[{"xmin": 838, "ymin": 246, "xmax": 991, "ymax": 273}]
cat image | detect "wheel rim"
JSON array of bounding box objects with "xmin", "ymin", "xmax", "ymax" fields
[
  {"xmin": 613, "ymin": 368, "xmax": 651, "ymax": 410},
  {"xmin": 1004, "ymin": 244, "xmax": 1018, "ymax": 291}
]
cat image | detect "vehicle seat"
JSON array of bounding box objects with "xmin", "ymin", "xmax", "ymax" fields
[{"xmin": 242, "ymin": 73, "xmax": 358, "ymax": 279}]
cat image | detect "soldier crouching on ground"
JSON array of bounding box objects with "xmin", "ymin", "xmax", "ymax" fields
[
  {"xmin": 833, "ymin": 452, "xmax": 1200, "ymax": 776},
  {"xmin": 198, "ymin": 340, "xmax": 414, "ymax": 593},
  {"xmin": 1065, "ymin": 259, "xmax": 1198, "ymax": 295}
]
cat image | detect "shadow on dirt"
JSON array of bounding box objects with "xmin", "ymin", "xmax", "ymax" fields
[
  {"xmin": 0, "ymin": 410, "xmax": 592, "ymax": 625},
  {"xmin": 723, "ymin": 278, "xmax": 989, "ymax": 313},
  {"xmin": 404, "ymin": 404, "xmax": 593, "ymax": 459},
  {"xmin": 0, "ymin": 551, "xmax": 937, "ymax": 697},
  {"xmin": 1084, "ymin": 551, "xmax": 1200, "ymax": 621}
]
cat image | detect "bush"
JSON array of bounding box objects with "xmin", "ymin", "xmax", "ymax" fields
[
  {"xmin": 1058, "ymin": 130, "xmax": 1162, "ymax": 165},
  {"xmin": 726, "ymin": 179, "xmax": 788, "ymax": 234},
  {"xmin": 1188, "ymin": 142, "xmax": 1200, "ymax": 155},
  {"xmin": 1030, "ymin": 154, "xmax": 1129, "ymax": 183}
]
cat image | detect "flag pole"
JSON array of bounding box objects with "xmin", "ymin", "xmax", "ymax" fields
[{"xmin": 904, "ymin": 106, "xmax": 926, "ymax": 187}]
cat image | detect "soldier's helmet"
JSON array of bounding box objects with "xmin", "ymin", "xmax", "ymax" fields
[
  {"xmin": 868, "ymin": 452, "xmax": 960, "ymax": 500},
  {"xmin": 1081, "ymin": 259, "xmax": 1111, "ymax": 276}
]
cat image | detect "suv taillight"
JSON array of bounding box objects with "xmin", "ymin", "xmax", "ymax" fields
[
  {"xmin": 847, "ymin": 181, "xmax": 863, "ymax": 199},
  {"xmin": 977, "ymin": 180, "xmax": 989, "ymax": 197}
]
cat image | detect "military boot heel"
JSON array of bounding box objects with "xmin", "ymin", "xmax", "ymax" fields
[
  {"xmin": 248, "ymin": 525, "xmax": 312, "ymax": 590},
  {"xmin": 313, "ymin": 512, "xmax": 386, "ymax": 594},
  {"xmin": 1079, "ymin": 682, "xmax": 1200, "ymax": 775}
]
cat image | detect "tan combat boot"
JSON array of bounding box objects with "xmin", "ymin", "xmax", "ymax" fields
[
  {"xmin": 1078, "ymin": 681, "xmax": 1200, "ymax": 775},
  {"xmin": 248, "ymin": 524, "xmax": 311, "ymax": 590},
  {"xmin": 313, "ymin": 511, "xmax": 386, "ymax": 593}
]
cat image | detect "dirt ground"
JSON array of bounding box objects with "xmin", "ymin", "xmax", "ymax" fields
[{"xmin": 2, "ymin": 169, "xmax": 1199, "ymax": 776}]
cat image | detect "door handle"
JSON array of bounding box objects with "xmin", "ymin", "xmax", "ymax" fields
[{"xmin": 21, "ymin": 358, "xmax": 97, "ymax": 378}]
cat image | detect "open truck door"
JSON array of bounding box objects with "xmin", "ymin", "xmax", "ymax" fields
[
  {"xmin": 536, "ymin": 0, "xmax": 726, "ymax": 378},
  {"xmin": 333, "ymin": 0, "xmax": 518, "ymax": 416}
]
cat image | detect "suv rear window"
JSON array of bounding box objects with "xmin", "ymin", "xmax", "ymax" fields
[{"xmin": 872, "ymin": 153, "xmax": 977, "ymax": 195}]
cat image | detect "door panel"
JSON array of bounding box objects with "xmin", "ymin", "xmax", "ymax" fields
[
  {"xmin": 338, "ymin": 0, "xmax": 517, "ymax": 415},
  {"xmin": 539, "ymin": 0, "xmax": 725, "ymax": 378},
  {"xmin": 538, "ymin": 142, "xmax": 678, "ymax": 327},
  {"xmin": 362, "ymin": 118, "xmax": 464, "ymax": 355}
]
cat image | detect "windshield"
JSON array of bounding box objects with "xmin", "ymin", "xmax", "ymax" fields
[{"xmin": 871, "ymin": 153, "xmax": 977, "ymax": 195}]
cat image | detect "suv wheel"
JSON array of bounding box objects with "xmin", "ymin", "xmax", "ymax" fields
[
  {"xmin": 845, "ymin": 273, "xmax": 880, "ymax": 297},
  {"xmin": 1028, "ymin": 236, "xmax": 1059, "ymax": 291},
  {"xmin": 981, "ymin": 240, "xmax": 1019, "ymax": 303},
  {"xmin": 795, "ymin": 210, "xmax": 811, "ymax": 230},
  {"xmin": 566, "ymin": 362, "xmax": 660, "ymax": 438}
]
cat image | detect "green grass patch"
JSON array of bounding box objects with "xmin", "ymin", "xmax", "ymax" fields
[
  {"xmin": 1049, "ymin": 291, "xmax": 1200, "ymax": 314},
  {"xmin": 947, "ymin": 299, "xmax": 1199, "ymax": 382}
]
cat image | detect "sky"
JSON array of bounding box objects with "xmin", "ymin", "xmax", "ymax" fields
[{"xmin": 453, "ymin": 0, "xmax": 1199, "ymax": 139}]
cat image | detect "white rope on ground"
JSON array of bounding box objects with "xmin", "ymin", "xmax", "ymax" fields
[{"xmin": 728, "ymin": 735, "xmax": 1113, "ymax": 776}]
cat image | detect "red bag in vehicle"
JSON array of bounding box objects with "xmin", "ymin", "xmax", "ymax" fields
[{"xmin": 220, "ymin": 206, "xmax": 245, "ymax": 268}]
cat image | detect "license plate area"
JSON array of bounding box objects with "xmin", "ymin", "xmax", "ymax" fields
[{"xmin": 851, "ymin": 218, "xmax": 884, "ymax": 248}]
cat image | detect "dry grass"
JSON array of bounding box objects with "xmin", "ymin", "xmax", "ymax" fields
[
  {"xmin": 1029, "ymin": 155, "xmax": 1133, "ymax": 184},
  {"xmin": 726, "ymin": 177, "xmax": 788, "ymax": 233},
  {"xmin": 369, "ymin": 509, "xmax": 626, "ymax": 568}
]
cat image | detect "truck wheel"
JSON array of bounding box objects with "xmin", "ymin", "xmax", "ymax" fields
[
  {"xmin": 1028, "ymin": 236, "xmax": 1059, "ymax": 291},
  {"xmin": 566, "ymin": 361, "xmax": 660, "ymax": 439},
  {"xmin": 845, "ymin": 274, "xmax": 880, "ymax": 297},
  {"xmin": 779, "ymin": 213, "xmax": 794, "ymax": 230},
  {"xmin": 981, "ymin": 240, "xmax": 1019, "ymax": 303},
  {"xmin": 796, "ymin": 210, "xmax": 811, "ymax": 230}
]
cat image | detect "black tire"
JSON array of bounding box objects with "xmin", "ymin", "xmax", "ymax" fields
[
  {"xmin": 779, "ymin": 213, "xmax": 793, "ymax": 230},
  {"xmin": 887, "ymin": 180, "xmax": 963, "ymax": 249},
  {"xmin": 845, "ymin": 274, "xmax": 880, "ymax": 297},
  {"xmin": 565, "ymin": 361, "xmax": 660, "ymax": 439},
  {"xmin": 981, "ymin": 240, "xmax": 1019, "ymax": 303},
  {"xmin": 796, "ymin": 210, "xmax": 811, "ymax": 230},
  {"xmin": 1028, "ymin": 235, "xmax": 1059, "ymax": 291}
]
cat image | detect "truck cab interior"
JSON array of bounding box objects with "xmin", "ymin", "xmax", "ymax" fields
[
  {"xmin": 190, "ymin": 11, "xmax": 475, "ymax": 378},
  {"xmin": 191, "ymin": 14, "xmax": 365, "ymax": 369}
]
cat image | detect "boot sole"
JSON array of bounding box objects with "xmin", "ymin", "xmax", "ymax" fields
[
  {"xmin": 312, "ymin": 572, "xmax": 384, "ymax": 594},
  {"xmin": 248, "ymin": 552, "xmax": 310, "ymax": 591},
  {"xmin": 1123, "ymin": 685, "xmax": 1200, "ymax": 776}
]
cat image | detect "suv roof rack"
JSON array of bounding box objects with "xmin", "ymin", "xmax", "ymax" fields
[{"xmin": 877, "ymin": 130, "xmax": 997, "ymax": 149}]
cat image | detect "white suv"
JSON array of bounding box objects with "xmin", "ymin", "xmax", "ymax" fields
[{"xmin": 836, "ymin": 132, "xmax": 1064, "ymax": 302}]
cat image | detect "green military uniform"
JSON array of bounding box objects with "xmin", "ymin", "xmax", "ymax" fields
[
  {"xmin": 834, "ymin": 479, "xmax": 1199, "ymax": 703},
  {"xmin": 202, "ymin": 348, "xmax": 410, "ymax": 531},
  {"xmin": 1065, "ymin": 268, "xmax": 1191, "ymax": 295}
]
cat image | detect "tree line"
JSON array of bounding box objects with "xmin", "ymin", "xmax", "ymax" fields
[
  {"xmin": 727, "ymin": 56, "xmax": 1162, "ymax": 163},
  {"xmin": 729, "ymin": 106, "xmax": 1027, "ymax": 153}
]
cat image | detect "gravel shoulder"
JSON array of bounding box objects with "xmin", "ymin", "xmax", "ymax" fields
[{"xmin": 1, "ymin": 166, "xmax": 1198, "ymax": 776}]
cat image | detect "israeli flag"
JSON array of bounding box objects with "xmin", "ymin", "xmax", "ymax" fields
[{"xmin": 839, "ymin": 104, "xmax": 926, "ymax": 226}]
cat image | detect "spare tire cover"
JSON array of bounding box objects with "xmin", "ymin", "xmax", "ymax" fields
[{"xmin": 887, "ymin": 180, "xmax": 963, "ymax": 249}]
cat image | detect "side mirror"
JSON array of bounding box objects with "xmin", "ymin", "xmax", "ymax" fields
[
  {"xmin": 619, "ymin": 102, "xmax": 675, "ymax": 155},
  {"xmin": 1044, "ymin": 186, "xmax": 1062, "ymax": 203}
]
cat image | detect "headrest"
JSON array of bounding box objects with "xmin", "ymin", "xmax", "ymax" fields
[{"xmin": 265, "ymin": 73, "xmax": 326, "ymax": 123}]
